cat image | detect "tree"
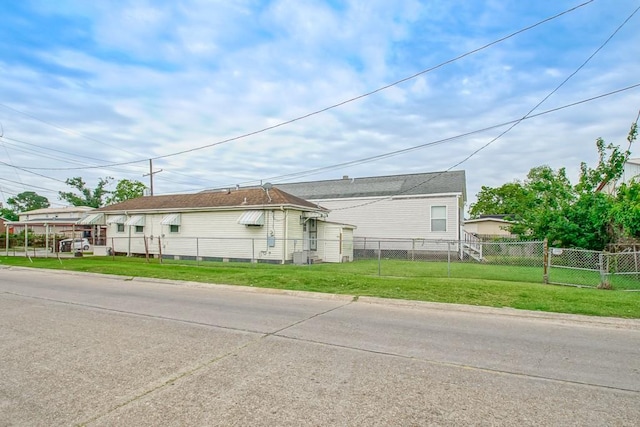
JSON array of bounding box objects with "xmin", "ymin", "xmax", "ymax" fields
[
  {"xmin": 612, "ymin": 181, "xmax": 640, "ymax": 238},
  {"xmin": 106, "ymin": 179, "xmax": 147, "ymax": 205},
  {"xmin": 1, "ymin": 207, "xmax": 18, "ymax": 221},
  {"xmin": 469, "ymin": 116, "xmax": 638, "ymax": 249},
  {"xmin": 59, "ymin": 177, "xmax": 113, "ymax": 208},
  {"xmin": 468, "ymin": 182, "xmax": 531, "ymax": 220},
  {"xmin": 7, "ymin": 191, "xmax": 50, "ymax": 212}
]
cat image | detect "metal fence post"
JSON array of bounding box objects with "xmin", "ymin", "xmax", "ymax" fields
[
  {"xmin": 447, "ymin": 241, "xmax": 451, "ymax": 278},
  {"xmin": 412, "ymin": 239, "xmax": 415, "ymax": 261},
  {"xmin": 378, "ymin": 240, "xmax": 381, "ymax": 277}
]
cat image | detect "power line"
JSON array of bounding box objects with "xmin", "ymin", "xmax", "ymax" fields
[
  {"xmin": 0, "ymin": 0, "xmax": 594, "ymax": 171},
  {"xmin": 331, "ymin": 3, "xmax": 640, "ymax": 211},
  {"xmin": 183, "ymin": 82, "xmax": 638, "ymax": 193},
  {"xmin": 148, "ymin": 0, "xmax": 595, "ymax": 161}
]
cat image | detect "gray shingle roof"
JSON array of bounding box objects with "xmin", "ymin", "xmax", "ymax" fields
[{"xmin": 273, "ymin": 170, "xmax": 466, "ymax": 200}]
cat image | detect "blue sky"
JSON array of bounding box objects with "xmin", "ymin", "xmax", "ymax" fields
[{"xmin": 1, "ymin": 0, "xmax": 639, "ymax": 211}]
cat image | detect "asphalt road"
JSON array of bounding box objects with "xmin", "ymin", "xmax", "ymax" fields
[{"xmin": 1, "ymin": 267, "xmax": 639, "ymax": 426}]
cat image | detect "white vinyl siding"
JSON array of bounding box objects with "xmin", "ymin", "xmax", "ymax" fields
[
  {"xmin": 309, "ymin": 195, "xmax": 460, "ymax": 241},
  {"xmin": 106, "ymin": 209, "xmax": 305, "ymax": 263}
]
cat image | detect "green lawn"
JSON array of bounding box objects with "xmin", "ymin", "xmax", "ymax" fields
[{"xmin": 1, "ymin": 255, "xmax": 639, "ymax": 318}]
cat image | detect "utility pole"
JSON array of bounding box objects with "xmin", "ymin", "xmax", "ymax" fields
[{"xmin": 143, "ymin": 159, "xmax": 163, "ymax": 196}]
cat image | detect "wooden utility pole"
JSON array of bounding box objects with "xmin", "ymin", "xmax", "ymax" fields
[{"xmin": 143, "ymin": 159, "xmax": 163, "ymax": 196}]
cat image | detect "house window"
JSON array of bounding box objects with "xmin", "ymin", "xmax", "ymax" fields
[
  {"xmin": 117, "ymin": 223, "xmax": 124, "ymax": 233},
  {"xmin": 431, "ymin": 206, "xmax": 447, "ymax": 232},
  {"xmin": 135, "ymin": 225, "xmax": 144, "ymax": 233},
  {"xmin": 169, "ymin": 224, "xmax": 179, "ymax": 233}
]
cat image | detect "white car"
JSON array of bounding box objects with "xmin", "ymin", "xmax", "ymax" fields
[{"xmin": 59, "ymin": 238, "xmax": 91, "ymax": 252}]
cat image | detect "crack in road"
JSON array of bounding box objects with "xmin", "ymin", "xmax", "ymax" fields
[{"xmin": 3, "ymin": 291, "xmax": 638, "ymax": 426}]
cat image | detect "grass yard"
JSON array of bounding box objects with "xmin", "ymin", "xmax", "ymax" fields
[{"xmin": 1, "ymin": 255, "xmax": 639, "ymax": 318}]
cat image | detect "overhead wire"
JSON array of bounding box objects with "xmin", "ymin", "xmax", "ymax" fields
[
  {"xmin": 1, "ymin": 0, "xmax": 594, "ymax": 172},
  {"xmin": 163, "ymin": 82, "xmax": 640, "ymax": 195},
  {"xmin": 330, "ymin": 2, "xmax": 640, "ymax": 211}
]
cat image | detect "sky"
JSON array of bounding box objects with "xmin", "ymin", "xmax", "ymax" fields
[{"xmin": 1, "ymin": 0, "xmax": 639, "ymax": 213}]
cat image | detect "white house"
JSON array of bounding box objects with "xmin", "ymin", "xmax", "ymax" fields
[
  {"xmin": 621, "ymin": 158, "xmax": 640, "ymax": 184},
  {"xmin": 274, "ymin": 170, "xmax": 466, "ymax": 242},
  {"xmin": 9, "ymin": 206, "xmax": 100, "ymax": 243},
  {"xmin": 463, "ymin": 216, "xmax": 515, "ymax": 238},
  {"xmin": 602, "ymin": 158, "xmax": 640, "ymax": 194},
  {"xmin": 95, "ymin": 187, "xmax": 355, "ymax": 264}
]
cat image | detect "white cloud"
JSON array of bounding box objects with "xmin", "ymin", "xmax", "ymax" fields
[{"xmin": 1, "ymin": 0, "xmax": 639, "ymax": 211}]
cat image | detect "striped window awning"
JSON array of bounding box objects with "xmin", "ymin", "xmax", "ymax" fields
[
  {"xmin": 237, "ymin": 210, "xmax": 264, "ymax": 226},
  {"xmin": 124, "ymin": 215, "xmax": 145, "ymax": 226},
  {"xmin": 76, "ymin": 213, "xmax": 105, "ymax": 225},
  {"xmin": 106, "ymin": 215, "xmax": 126, "ymax": 224},
  {"xmin": 161, "ymin": 213, "xmax": 181, "ymax": 225}
]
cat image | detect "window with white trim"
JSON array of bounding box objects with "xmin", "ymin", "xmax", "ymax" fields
[
  {"xmin": 431, "ymin": 206, "xmax": 447, "ymax": 232},
  {"xmin": 169, "ymin": 224, "xmax": 179, "ymax": 233},
  {"xmin": 135, "ymin": 225, "xmax": 144, "ymax": 233},
  {"xmin": 117, "ymin": 223, "xmax": 124, "ymax": 233}
]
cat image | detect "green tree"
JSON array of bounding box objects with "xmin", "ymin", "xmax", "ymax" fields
[
  {"xmin": 612, "ymin": 181, "xmax": 640, "ymax": 238},
  {"xmin": 469, "ymin": 116, "xmax": 638, "ymax": 249},
  {"xmin": 59, "ymin": 177, "xmax": 113, "ymax": 208},
  {"xmin": 106, "ymin": 179, "xmax": 147, "ymax": 205},
  {"xmin": 1, "ymin": 207, "xmax": 18, "ymax": 221},
  {"xmin": 7, "ymin": 191, "xmax": 50, "ymax": 212},
  {"xmin": 468, "ymin": 182, "xmax": 531, "ymax": 220}
]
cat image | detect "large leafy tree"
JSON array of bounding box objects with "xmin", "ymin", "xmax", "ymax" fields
[
  {"xmin": 470, "ymin": 117, "xmax": 638, "ymax": 249},
  {"xmin": 106, "ymin": 179, "xmax": 147, "ymax": 205},
  {"xmin": 468, "ymin": 182, "xmax": 531, "ymax": 220},
  {"xmin": 7, "ymin": 191, "xmax": 50, "ymax": 212},
  {"xmin": 612, "ymin": 181, "xmax": 640, "ymax": 238},
  {"xmin": 59, "ymin": 177, "xmax": 113, "ymax": 208},
  {"xmin": 1, "ymin": 207, "xmax": 18, "ymax": 221}
]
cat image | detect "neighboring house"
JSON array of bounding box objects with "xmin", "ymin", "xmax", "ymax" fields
[
  {"xmin": 0, "ymin": 217, "xmax": 8, "ymax": 235},
  {"xmin": 95, "ymin": 187, "xmax": 355, "ymax": 264},
  {"xmin": 11, "ymin": 206, "xmax": 95, "ymax": 238},
  {"xmin": 620, "ymin": 158, "xmax": 640, "ymax": 184},
  {"xmin": 274, "ymin": 170, "xmax": 467, "ymax": 243},
  {"xmin": 464, "ymin": 215, "xmax": 515, "ymax": 238},
  {"xmin": 602, "ymin": 158, "xmax": 640, "ymax": 194}
]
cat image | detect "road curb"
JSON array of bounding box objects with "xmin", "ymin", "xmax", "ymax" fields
[{"xmin": 357, "ymin": 296, "xmax": 640, "ymax": 328}]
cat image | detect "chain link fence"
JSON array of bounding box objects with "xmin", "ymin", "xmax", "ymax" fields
[
  {"xmin": 353, "ymin": 238, "xmax": 544, "ymax": 282},
  {"xmin": 548, "ymin": 247, "xmax": 640, "ymax": 290},
  {"xmin": 8, "ymin": 232, "xmax": 639, "ymax": 289}
]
